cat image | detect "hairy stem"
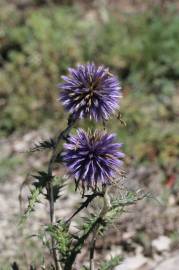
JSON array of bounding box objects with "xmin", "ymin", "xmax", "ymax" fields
[
  {"xmin": 64, "ymin": 217, "xmax": 102, "ymax": 270},
  {"xmin": 64, "ymin": 186, "xmax": 110, "ymax": 270},
  {"xmin": 47, "ymin": 116, "xmax": 75, "ymax": 270},
  {"xmin": 89, "ymin": 186, "xmax": 111, "ymax": 270}
]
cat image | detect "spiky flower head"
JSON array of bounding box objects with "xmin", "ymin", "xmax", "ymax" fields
[
  {"xmin": 62, "ymin": 129, "xmax": 124, "ymax": 189},
  {"xmin": 58, "ymin": 63, "xmax": 121, "ymax": 121}
]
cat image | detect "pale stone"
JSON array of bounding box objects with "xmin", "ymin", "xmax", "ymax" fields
[
  {"xmin": 122, "ymin": 231, "xmax": 135, "ymax": 241},
  {"xmin": 69, "ymin": 221, "xmax": 79, "ymax": 234},
  {"xmin": 105, "ymin": 246, "xmax": 122, "ymax": 261},
  {"xmin": 114, "ymin": 255, "xmax": 148, "ymax": 270},
  {"xmin": 12, "ymin": 140, "xmax": 27, "ymax": 152},
  {"xmin": 152, "ymin": 236, "xmax": 171, "ymax": 252},
  {"xmin": 155, "ymin": 254, "xmax": 179, "ymax": 270},
  {"xmin": 168, "ymin": 195, "xmax": 176, "ymax": 206}
]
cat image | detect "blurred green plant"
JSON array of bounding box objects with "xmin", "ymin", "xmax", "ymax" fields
[
  {"xmin": 0, "ymin": 4, "xmax": 179, "ymax": 136},
  {"xmin": 0, "ymin": 3, "xmax": 178, "ymax": 192},
  {"xmin": 0, "ymin": 156, "xmax": 23, "ymax": 182},
  {"xmin": 99, "ymin": 255, "xmax": 122, "ymax": 270}
]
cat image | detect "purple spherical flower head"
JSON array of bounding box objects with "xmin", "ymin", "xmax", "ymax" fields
[
  {"xmin": 62, "ymin": 129, "xmax": 124, "ymax": 189},
  {"xmin": 58, "ymin": 63, "xmax": 122, "ymax": 121}
]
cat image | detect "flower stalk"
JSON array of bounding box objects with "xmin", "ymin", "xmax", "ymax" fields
[
  {"xmin": 89, "ymin": 186, "xmax": 111, "ymax": 270},
  {"xmin": 22, "ymin": 63, "xmax": 130, "ymax": 270},
  {"xmin": 46, "ymin": 116, "xmax": 76, "ymax": 270}
]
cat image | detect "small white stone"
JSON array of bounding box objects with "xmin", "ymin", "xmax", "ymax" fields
[
  {"xmin": 152, "ymin": 235, "xmax": 171, "ymax": 252},
  {"xmin": 114, "ymin": 255, "xmax": 148, "ymax": 270},
  {"xmin": 12, "ymin": 141, "xmax": 27, "ymax": 152},
  {"xmin": 122, "ymin": 231, "xmax": 135, "ymax": 241},
  {"xmin": 168, "ymin": 195, "xmax": 176, "ymax": 206},
  {"xmin": 105, "ymin": 246, "xmax": 122, "ymax": 261},
  {"xmin": 69, "ymin": 221, "xmax": 79, "ymax": 234},
  {"xmin": 23, "ymin": 131, "xmax": 37, "ymax": 142}
]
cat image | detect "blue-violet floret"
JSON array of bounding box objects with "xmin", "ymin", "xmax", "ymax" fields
[
  {"xmin": 58, "ymin": 63, "xmax": 121, "ymax": 121},
  {"xmin": 62, "ymin": 129, "xmax": 124, "ymax": 188}
]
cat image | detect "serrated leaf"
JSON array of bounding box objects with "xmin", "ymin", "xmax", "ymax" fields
[
  {"xmin": 32, "ymin": 171, "xmax": 52, "ymax": 189},
  {"xmin": 46, "ymin": 221, "xmax": 72, "ymax": 259},
  {"xmin": 112, "ymin": 191, "xmax": 148, "ymax": 209},
  {"xmin": 45, "ymin": 184, "xmax": 65, "ymax": 202},
  {"xmin": 20, "ymin": 187, "xmax": 41, "ymax": 224},
  {"xmin": 29, "ymin": 138, "xmax": 55, "ymax": 152},
  {"xmin": 80, "ymin": 213, "xmax": 98, "ymax": 234}
]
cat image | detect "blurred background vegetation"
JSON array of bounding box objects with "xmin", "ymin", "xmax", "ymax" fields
[
  {"xmin": 0, "ymin": 0, "xmax": 178, "ymax": 174},
  {"xmin": 0, "ymin": 0, "xmax": 179, "ymax": 268}
]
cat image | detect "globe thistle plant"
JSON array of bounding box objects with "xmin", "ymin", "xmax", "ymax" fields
[
  {"xmin": 21, "ymin": 63, "xmax": 146, "ymax": 270},
  {"xmin": 58, "ymin": 63, "xmax": 122, "ymax": 121},
  {"xmin": 62, "ymin": 129, "xmax": 124, "ymax": 189}
]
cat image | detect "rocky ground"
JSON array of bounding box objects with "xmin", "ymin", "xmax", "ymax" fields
[{"xmin": 0, "ymin": 130, "xmax": 179, "ymax": 269}]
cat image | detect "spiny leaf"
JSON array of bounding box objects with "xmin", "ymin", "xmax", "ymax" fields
[
  {"xmin": 99, "ymin": 207, "xmax": 123, "ymax": 236},
  {"xmin": 20, "ymin": 187, "xmax": 41, "ymax": 224},
  {"xmin": 112, "ymin": 190, "xmax": 148, "ymax": 209},
  {"xmin": 64, "ymin": 217, "xmax": 101, "ymax": 270},
  {"xmin": 29, "ymin": 138, "xmax": 55, "ymax": 152},
  {"xmin": 32, "ymin": 171, "xmax": 52, "ymax": 189},
  {"xmin": 45, "ymin": 184, "xmax": 65, "ymax": 202},
  {"xmin": 46, "ymin": 222, "xmax": 72, "ymax": 259},
  {"xmin": 20, "ymin": 171, "xmax": 52, "ymax": 223},
  {"xmin": 80, "ymin": 213, "xmax": 98, "ymax": 234}
]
